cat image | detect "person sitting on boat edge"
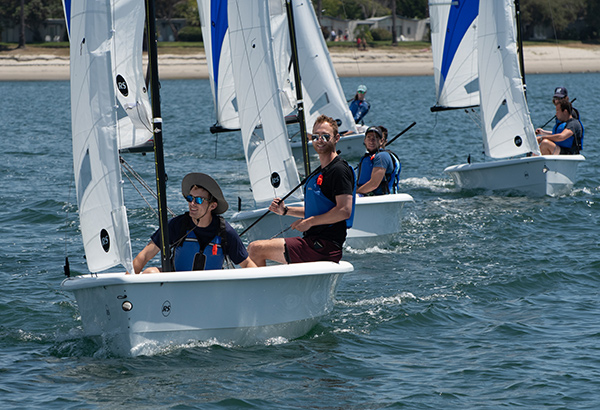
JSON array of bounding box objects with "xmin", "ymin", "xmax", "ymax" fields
[
  {"xmin": 535, "ymin": 99, "xmax": 583, "ymax": 156},
  {"xmin": 348, "ymin": 84, "xmax": 370, "ymax": 124},
  {"xmin": 356, "ymin": 126, "xmax": 401, "ymax": 196},
  {"xmin": 131, "ymin": 173, "xmax": 256, "ymax": 274},
  {"xmin": 247, "ymin": 114, "xmax": 356, "ymax": 266}
]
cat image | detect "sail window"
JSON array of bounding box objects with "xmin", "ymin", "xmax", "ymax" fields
[
  {"xmin": 464, "ymin": 77, "xmax": 479, "ymax": 95},
  {"xmin": 77, "ymin": 148, "xmax": 92, "ymax": 204},
  {"xmin": 309, "ymin": 93, "xmax": 330, "ymax": 116},
  {"xmin": 491, "ymin": 99, "xmax": 508, "ymax": 130}
]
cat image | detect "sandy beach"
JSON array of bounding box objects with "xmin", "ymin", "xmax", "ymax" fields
[{"xmin": 1, "ymin": 44, "xmax": 600, "ymax": 81}]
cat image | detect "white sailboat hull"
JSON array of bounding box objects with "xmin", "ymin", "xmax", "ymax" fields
[
  {"xmin": 61, "ymin": 261, "xmax": 352, "ymax": 356},
  {"xmin": 231, "ymin": 194, "xmax": 414, "ymax": 248},
  {"xmin": 444, "ymin": 155, "xmax": 585, "ymax": 196},
  {"xmin": 291, "ymin": 133, "xmax": 366, "ymax": 162}
]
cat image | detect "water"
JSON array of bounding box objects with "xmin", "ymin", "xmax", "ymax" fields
[{"xmin": 1, "ymin": 72, "xmax": 599, "ymax": 408}]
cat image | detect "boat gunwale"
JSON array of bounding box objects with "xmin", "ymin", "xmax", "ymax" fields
[
  {"xmin": 61, "ymin": 261, "xmax": 353, "ymax": 290},
  {"xmin": 444, "ymin": 154, "xmax": 586, "ymax": 173},
  {"xmin": 231, "ymin": 193, "xmax": 414, "ymax": 221}
]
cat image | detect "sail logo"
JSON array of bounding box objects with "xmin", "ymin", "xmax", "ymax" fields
[
  {"xmin": 271, "ymin": 172, "xmax": 281, "ymax": 188},
  {"xmin": 116, "ymin": 75, "xmax": 129, "ymax": 97},
  {"xmin": 100, "ymin": 229, "xmax": 110, "ymax": 252},
  {"xmin": 162, "ymin": 301, "xmax": 171, "ymax": 317},
  {"xmin": 514, "ymin": 136, "xmax": 522, "ymax": 147}
]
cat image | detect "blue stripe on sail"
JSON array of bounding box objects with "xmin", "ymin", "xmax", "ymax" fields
[
  {"xmin": 62, "ymin": 0, "xmax": 71, "ymax": 36},
  {"xmin": 211, "ymin": 0, "xmax": 228, "ymax": 109},
  {"xmin": 439, "ymin": 0, "xmax": 478, "ymax": 94}
]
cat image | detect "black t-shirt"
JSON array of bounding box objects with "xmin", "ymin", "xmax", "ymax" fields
[
  {"xmin": 305, "ymin": 156, "xmax": 354, "ymax": 245},
  {"xmin": 151, "ymin": 213, "xmax": 249, "ymax": 265}
]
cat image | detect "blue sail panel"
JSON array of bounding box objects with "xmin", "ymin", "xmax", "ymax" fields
[
  {"xmin": 440, "ymin": 0, "xmax": 478, "ymax": 92},
  {"xmin": 211, "ymin": 0, "xmax": 229, "ymax": 108}
]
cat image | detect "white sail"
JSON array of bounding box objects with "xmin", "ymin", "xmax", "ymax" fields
[
  {"xmin": 112, "ymin": 0, "xmax": 153, "ymax": 150},
  {"xmin": 198, "ymin": 0, "xmax": 354, "ymax": 133},
  {"xmin": 429, "ymin": 0, "xmax": 479, "ymax": 110},
  {"xmin": 478, "ymin": 0, "xmax": 540, "ymax": 158},
  {"xmin": 63, "ymin": 0, "xmax": 152, "ymax": 151},
  {"xmin": 293, "ymin": 0, "xmax": 357, "ymax": 133},
  {"xmin": 228, "ymin": 0, "xmax": 302, "ymax": 204},
  {"xmin": 69, "ymin": 0, "xmax": 134, "ymax": 273},
  {"xmin": 269, "ymin": 0, "xmax": 296, "ymax": 116}
]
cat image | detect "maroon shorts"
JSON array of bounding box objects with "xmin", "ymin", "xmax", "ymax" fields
[{"xmin": 284, "ymin": 236, "xmax": 342, "ymax": 264}]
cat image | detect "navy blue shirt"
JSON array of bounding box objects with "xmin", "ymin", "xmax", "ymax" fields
[{"xmin": 151, "ymin": 213, "xmax": 249, "ymax": 265}]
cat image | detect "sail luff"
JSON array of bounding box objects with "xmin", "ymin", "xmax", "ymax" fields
[{"xmin": 478, "ymin": 0, "xmax": 540, "ymax": 158}]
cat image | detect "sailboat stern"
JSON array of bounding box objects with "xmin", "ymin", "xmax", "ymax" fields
[{"xmin": 444, "ymin": 155, "xmax": 585, "ymax": 196}]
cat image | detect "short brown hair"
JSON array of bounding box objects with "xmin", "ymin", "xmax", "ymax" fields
[
  {"xmin": 554, "ymin": 98, "xmax": 571, "ymax": 113},
  {"xmin": 313, "ymin": 114, "xmax": 338, "ymax": 137}
]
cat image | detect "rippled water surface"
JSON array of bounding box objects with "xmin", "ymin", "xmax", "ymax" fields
[{"xmin": 1, "ymin": 71, "xmax": 599, "ymax": 409}]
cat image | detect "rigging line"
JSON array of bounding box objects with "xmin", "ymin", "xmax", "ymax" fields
[
  {"xmin": 122, "ymin": 168, "xmax": 158, "ymax": 217},
  {"xmin": 545, "ymin": 0, "xmax": 564, "ymax": 73},
  {"xmin": 120, "ymin": 157, "xmax": 176, "ymax": 217}
]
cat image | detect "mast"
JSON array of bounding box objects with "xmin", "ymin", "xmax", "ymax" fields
[
  {"xmin": 514, "ymin": 0, "xmax": 526, "ymax": 97},
  {"xmin": 145, "ymin": 0, "xmax": 172, "ymax": 272},
  {"xmin": 285, "ymin": 0, "xmax": 311, "ymax": 176}
]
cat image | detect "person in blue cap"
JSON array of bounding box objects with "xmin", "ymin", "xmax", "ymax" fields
[{"xmin": 348, "ymin": 84, "xmax": 370, "ymax": 124}]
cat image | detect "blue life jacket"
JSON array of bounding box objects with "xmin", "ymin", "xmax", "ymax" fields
[
  {"xmin": 357, "ymin": 149, "xmax": 401, "ymax": 194},
  {"xmin": 553, "ymin": 118, "xmax": 584, "ymax": 150},
  {"xmin": 171, "ymin": 217, "xmax": 227, "ymax": 271},
  {"xmin": 304, "ymin": 164, "xmax": 356, "ymax": 228}
]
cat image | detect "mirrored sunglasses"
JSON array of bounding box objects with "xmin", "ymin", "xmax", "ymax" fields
[
  {"xmin": 310, "ymin": 133, "xmax": 332, "ymax": 142},
  {"xmin": 185, "ymin": 195, "xmax": 207, "ymax": 205}
]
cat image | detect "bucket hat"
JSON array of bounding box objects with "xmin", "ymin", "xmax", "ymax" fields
[{"xmin": 181, "ymin": 173, "xmax": 229, "ymax": 214}]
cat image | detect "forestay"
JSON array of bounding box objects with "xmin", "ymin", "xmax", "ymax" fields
[
  {"xmin": 478, "ymin": 0, "xmax": 540, "ymax": 158},
  {"xmin": 429, "ymin": 0, "xmax": 479, "ymax": 111},
  {"xmin": 227, "ymin": 0, "xmax": 302, "ymax": 204},
  {"xmin": 69, "ymin": 0, "xmax": 134, "ymax": 273}
]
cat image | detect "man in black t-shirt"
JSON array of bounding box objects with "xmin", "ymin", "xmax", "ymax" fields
[{"xmin": 248, "ymin": 115, "xmax": 355, "ymax": 266}]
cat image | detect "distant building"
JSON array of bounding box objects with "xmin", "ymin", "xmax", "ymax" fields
[{"xmin": 320, "ymin": 15, "xmax": 429, "ymax": 42}]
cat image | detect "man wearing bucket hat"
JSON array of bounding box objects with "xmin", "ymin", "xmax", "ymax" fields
[
  {"xmin": 132, "ymin": 173, "xmax": 256, "ymax": 273},
  {"xmin": 348, "ymin": 84, "xmax": 370, "ymax": 124},
  {"xmin": 356, "ymin": 126, "xmax": 401, "ymax": 196}
]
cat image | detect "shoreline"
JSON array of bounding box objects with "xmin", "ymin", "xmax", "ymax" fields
[{"xmin": 1, "ymin": 45, "xmax": 600, "ymax": 81}]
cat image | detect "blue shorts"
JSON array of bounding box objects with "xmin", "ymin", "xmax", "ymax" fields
[{"xmin": 284, "ymin": 236, "xmax": 343, "ymax": 264}]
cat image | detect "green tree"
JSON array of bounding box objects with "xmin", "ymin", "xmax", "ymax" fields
[
  {"xmin": 520, "ymin": 0, "xmax": 587, "ymax": 39},
  {"xmin": 396, "ymin": 0, "xmax": 427, "ymax": 19}
]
